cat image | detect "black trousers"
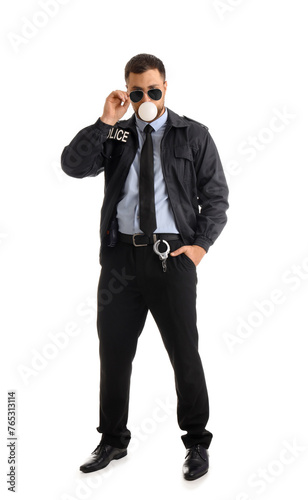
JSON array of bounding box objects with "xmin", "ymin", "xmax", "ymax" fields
[{"xmin": 96, "ymin": 238, "xmax": 213, "ymax": 450}]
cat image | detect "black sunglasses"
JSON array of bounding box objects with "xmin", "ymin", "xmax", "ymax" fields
[{"xmin": 129, "ymin": 88, "xmax": 162, "ymax": 103}]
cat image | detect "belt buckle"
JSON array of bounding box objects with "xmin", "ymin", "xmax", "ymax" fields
[{"xmin": 132, "ymin": 233, "xmax": 148, "ymax": 247}]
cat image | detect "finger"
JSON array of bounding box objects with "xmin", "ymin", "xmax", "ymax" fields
[
  {"xmin": 107, "ymin": 91, "xmax": 124, "ymax": 104},
  {"xmin": 116, "ymin": 90, "xmax": 129, "ymax": 103},
  {"xmin": 121, "ymin": 98, "xmax": 131, "ymax": 111},
  {"xmin": 170, "ymin": 246, "xmax": 187, "ymax": 256}
]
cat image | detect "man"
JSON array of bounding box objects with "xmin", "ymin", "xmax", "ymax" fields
[{"xmin": 61, "ymin": 53, "xmax": 229, "ymax": 481}]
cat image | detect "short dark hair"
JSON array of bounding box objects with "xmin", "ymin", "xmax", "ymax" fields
[{"xmin": 125, "ymin": 53, "xmax": 166, "ymax": 82}]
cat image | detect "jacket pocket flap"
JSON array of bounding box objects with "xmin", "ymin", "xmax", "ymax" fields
[{"xmin": 174, "ymin": 146, "xmax": 193, "ymax": 161}]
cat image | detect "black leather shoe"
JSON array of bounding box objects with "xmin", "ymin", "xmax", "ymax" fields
[
  {"xmin": 80, "ymin": 442, "xmax": 127, "ymax": 473},
  {"xmin": 182, "ymin": 444, "xmax": 209, "ymax": 481}
]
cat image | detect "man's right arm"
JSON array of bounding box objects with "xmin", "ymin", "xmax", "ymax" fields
[
  {"xmin": 60, "ymin": 120, "xmax": 112, "ymax": 178},
  {"xmin": 60, "ymin": 90, "xmax": 131, "ymax": 178}
]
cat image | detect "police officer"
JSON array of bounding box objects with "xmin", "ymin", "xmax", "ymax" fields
[{"xmin": 61, "ymin": 53, "xmax": 229, "ymax": 481}]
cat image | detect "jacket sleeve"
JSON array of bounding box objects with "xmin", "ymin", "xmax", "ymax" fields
[
  {"xmin": 193, "ymin": 129, "xmax": 229, "ymax": 252},
  {"xmin": 61, "ymin": 118, "xmax": 111, "ymax": 178}
]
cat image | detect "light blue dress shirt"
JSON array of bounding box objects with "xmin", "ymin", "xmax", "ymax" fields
[{"xmin": 116, "ymin": 108, "xmax": 179, "ymax": 234}]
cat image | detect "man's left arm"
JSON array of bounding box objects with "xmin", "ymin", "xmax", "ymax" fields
[{"xmin": 171, "ymin": 129, "xmax": 229, "ymax": 266}]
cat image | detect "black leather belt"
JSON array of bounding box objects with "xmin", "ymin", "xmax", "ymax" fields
[{"xmin": 118, "ymin": 232, "xmax": 180, "ymax": 247}]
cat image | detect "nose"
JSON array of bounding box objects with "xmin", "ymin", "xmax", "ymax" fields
[{"xmin": 142, "ymin": 91, "xmax": 151, "ymax": 103}]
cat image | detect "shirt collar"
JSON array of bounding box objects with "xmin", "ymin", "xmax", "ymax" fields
[{"xmin": 135, "ymin": 108, "xmax": 168, "ymax": 133}]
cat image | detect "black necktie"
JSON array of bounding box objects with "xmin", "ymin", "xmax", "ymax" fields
[{"xmin": 139, "ymin": 125, "xmax": 157, "ymax": 236}]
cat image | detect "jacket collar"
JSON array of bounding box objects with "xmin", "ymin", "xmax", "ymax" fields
[
  {"xmin": 166, "ymin": 108, "xmax": 189, "ymax": 128},
  {"xmin": 117, "ymin": 107, "xmax": 188, "ymax": 130}
]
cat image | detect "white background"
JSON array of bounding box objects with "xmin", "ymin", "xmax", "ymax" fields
[{"xmin": 1, "ymin": 0, "xmax": 308, "ymax": 499}]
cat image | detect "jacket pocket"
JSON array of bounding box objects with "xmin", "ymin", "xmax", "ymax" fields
[
  {"xmin": 174, "ymin": 145, "xmax": 193, "ymax": 162},
  {"xmin": 102, "ymin": 145, "xmax": 125, "ymax": 186},
  {"xmin": 174, "ymin": 146, "xmax": 195, "ymax": 184},
  {"xmin": 102, "ymin": 143, "xmax": 125, "ymax": 160}
]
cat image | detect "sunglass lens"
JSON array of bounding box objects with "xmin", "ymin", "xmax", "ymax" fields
[
  {"xmin": 148, "ymin": 89, "xmax": 162, "ymax": 100},
  {"xmin": 130, "ymin": 90, "xmax": 143, "ymax": 103}
]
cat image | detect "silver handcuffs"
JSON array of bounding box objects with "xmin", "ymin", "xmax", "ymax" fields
[{"xmin": 153, "ymin": 239, "xmax": 170, "ymax": 272}]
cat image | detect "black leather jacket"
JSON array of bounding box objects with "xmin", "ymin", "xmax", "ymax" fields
[{"xmin": 61, "ymin": 108, "xmax": 229, "ymax": 264}]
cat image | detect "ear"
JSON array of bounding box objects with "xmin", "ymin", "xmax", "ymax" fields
[{"xmin": 164, "ymin": 80, "xmax": 168, "ymax": 92}]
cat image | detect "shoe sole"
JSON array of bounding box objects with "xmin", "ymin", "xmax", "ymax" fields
[{"xmin": 80, "ymin": 450, "xmax": 127, "ymax": 473}]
